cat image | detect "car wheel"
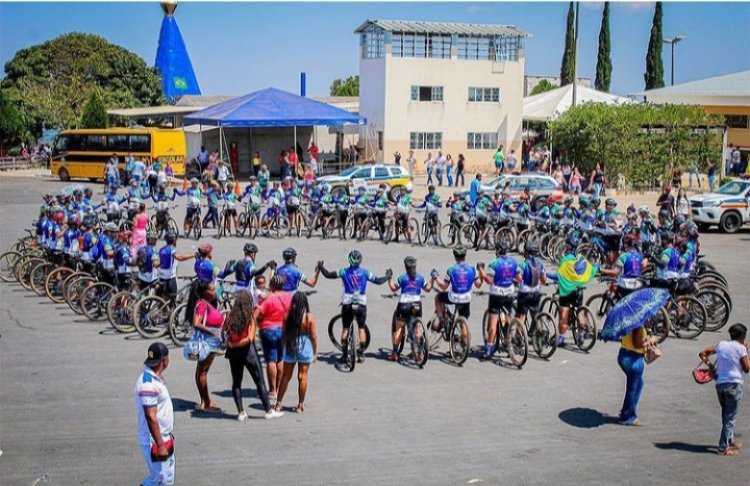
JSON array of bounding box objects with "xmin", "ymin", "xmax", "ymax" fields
[
  {"xmin": 389, "ymin": 185, "xmax": 403, "ymax": 202},
  {"xmin": 696, "ymin": 222, "xmax": 711, "ymax": 232},
  {"xmin": 719, "ymin": 211, "xmax": 742, "ymax": 234},
  {"xmin": 58, "ymin": 167, "xmax": 70, "ymax": 181}
]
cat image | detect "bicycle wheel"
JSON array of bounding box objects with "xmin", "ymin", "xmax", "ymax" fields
[
  {"xmin": 696, "ymin": 270, "xmax": 728, "ymax": 288},
  {"xmin": 696, "ymin": 289, "xmax": 731, "ymax": 332},
  {"xmin": 419, "ymin": 221, "xmax": 429, "ymax": 246},
  {"xmin": 237, "ymin": 212, "xmax": 249, "ymax": 237},
  {"xmin": 271, "ymin": 216, "xmax": 290, "ymax": 239},
  {"xmin": 585, "ymin": 293, "xmax": 613, "ymax": 322},
  {"xmin": 107, "ymin": 290, "xmax": 136, "ymax": 333},
  {"xmin": 392, "ymin": 311, "xmax": 405, "ymax": 355},
  {"xmin": 191, "ymin": 214, "xmax": 202, "ymax": 240},
  {"xmin": 697, "ymin": 283, "xmax": 732, "ymax": 308},
  {"xmin": 45, "ymin": 267, "xmax": 74, "ymax": 303},
  {"xmin": 670, "ymin": 296, "xmax": 706, "ymax": 339},
  {"xmin": 516, "ymin": 229, "xmax": 532, "ymax": 251},
  {"xmin": 494, "ymin": 227, "xmax": 515, "ymax": 251},
  {"xmin": 81, "ymin": 282, "xmax": 115, "ymax": 321},
  {"xmin": 526, "ymin": 313, "xmax": 558, "ymax": 359},
  {"xmin": 440, "ymin": 224, "xmax": 459, "ymax": 249},
  {"xmin": 133, "ymin": 295, "xmax": 171, "ymax": 339},
  {"xmin": 481, "ymin": 309, "xmax": 492, "ymax": 349},
  {"xmin": 0, "ymin": 251, "xmax": 22, "ymax": 282},
  {"xmin": 150, "ymin": 216, "xmax": 163, "ymax": 239},
  {"xmin": 458, "ymin": 224, "xmax": 477, "ymax": 248},
  {"xmin": 539, "ymin": 296, "xmax": 558, "ymax": 317},
  {"xmin": 327, "ymin": 314, "xmax": 371, "ymax": 351},
  {"xmin": 61, "ymin": 271, "xmax": 89, "ymax": 302},
  {"xmin": 644, "ymin": 307, "xmax": 670, "ymax": 344},
  {"xmin": 407, "ymin": 217, "xmax": 420, "ymax": 243},
  {"xmin": 67, "ymin": 277, "xmax": 95, "ymax": 314},
  {"xmin": 449, "ymin": 317, "xmax": 471, "ymax": 365},
  {"xmin": 17, "ymin": 257, "xmax": 44, "ymax": 290},
  {"xmin": 506, "ymin": 321, "xmax": 528, "ymax": 368},
  {"xmin": 410, "ymin": 319, "xmax": 429, "ymax": 368},
  {"xmin": 425, "ymin": 313, "xmax": 444, "ymax": 351},
  {"xmin": 30, "ymin": 262, "xmax": 54, "ymax": 296},
  {"xmin": 169, "ymin": 303, "xmax": 193, "ymax": 346},
  {"xmin": 168, "ymin": 218, "xmax": 179, "ymax": 237},
  {"xmin": 573, "ymin": 306, "xmax": 597, "ymax": 352},
  {"xmin": 343, "ymin": 322, "xmax": 358, "ymax": 372}
]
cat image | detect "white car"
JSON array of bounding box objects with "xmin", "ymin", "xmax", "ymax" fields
[
  {"xmin": 317, "ymin": 164, "xmax": 411, "ymax": 198},
  {"xmin": 689, "ymin": 179, "xmax": 750, "ymax": 233}
]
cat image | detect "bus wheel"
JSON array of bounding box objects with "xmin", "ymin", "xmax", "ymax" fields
[{"xmin": 58, "ymin": 168, "xmax": 70, "ymax": 181}]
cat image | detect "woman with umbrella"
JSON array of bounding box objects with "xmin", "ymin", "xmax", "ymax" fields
[{"xmin": 600, "ymin": 288, "xmax": 670, "ymax": 426}]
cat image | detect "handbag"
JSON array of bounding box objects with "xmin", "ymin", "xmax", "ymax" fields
[
  {"xmin": 692, "ymin": 361, "xmax": 716, "ymax": 384},
  {"xmin": 644, "ymin": 344, "xmax": 662, "ymax": 364},
  {"xmin": 183, "ymin": 307, "xmax": 210, "ymax": 362}
]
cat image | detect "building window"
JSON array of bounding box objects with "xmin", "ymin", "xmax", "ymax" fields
[
  {"xmin": 362, "ymin": 30, "xmax": 385, "ymax": 59},
  {"xmin": 467, "ymin": 132, "xmax": 498, "ymax": 150},
  {"xmin": 725, "ymin": 115, "xmax": 750, "ymax": 129},
  {"xmin": 457, "ymin": 35, "xmax": 522, "ymax": 61},
  {"xmin": 411, "ymin": 85, "xmax": 443, "ymax": 102},
  {"xmin": 468, "ymin": 87, "xmax": 500, "ymax": 103},
  {"xmin": 392, "ymin": 33, "xmax": 451, "ymax": 59},
  {"xmin": 410, "ymin": 132, "xmax": 443, "ymax": 150},
  {"xmin": 495, "ymin": 35, "xmax": 522, "ymax": 61}
]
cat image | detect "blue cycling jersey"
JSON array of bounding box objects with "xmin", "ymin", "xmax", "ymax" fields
[
  {"xmin": 235, "ymin": 257, "xmax": 256, "ymax": 288},
  {"xmin": 446, "ymin": 263, "xmax": 477, "ymax": 295},
  {"xmin": 617, "ymin": 250, "xmax": 644, "ymax": 279},
  {"xmin": 194, "ymin": 258, "xmax": 219, "ymax": 282},
  {"xmin": 396, "ymin": 273, "xmax": 427, "ymax": 296},
  {"xmin": 80, "ymin": 231, "xmax": 97, "ymax": 252},
  {"xmin": 275, "ymin": 263, "xmax": 306, "ymax": 292},
  {"xmin": 336, "ymin": 266, "xmax": 376, "ymax": 295},
  {"xmin": 114, "ymin": 243, "xmax": 131, "ymax": 273},
  {"xmin": 681, "ymin": 247, "xmax": 696, "ymax": 275},
  {"xmin": 63, "ymin": 228, "xmax": 79, "ymax": 253},
  {"xmin": 158, "ymin": 245, "xmax": 178, "ymax": 279},
  {"xmin": 488, "ymin": 256, "xmax": 518, "ymax": 287},
  {"xmin": 517, "ymin": 258, "xmax": 545, "ymax": 291}
]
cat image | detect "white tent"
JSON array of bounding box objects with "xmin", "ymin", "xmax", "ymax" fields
[{"xmin": 523, "ymin": 84, "xmax": 633, "ymax": 122}]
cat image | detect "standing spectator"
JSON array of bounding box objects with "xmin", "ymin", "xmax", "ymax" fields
[
  {"xmin": 676, "ymin": 187, "xmax": 691, "ymax": 219},
  {"xmin": 217, "ymin": 162, "xmax": 230, "ymax": 193},
  {"xmin": 288, "ymin": 146, "xmax": 299, "ymax": 177},
  {"xmin": 435, "ymin": 151, "xmax": 446, "ymax": 186},
  {"xmin": 132, "ymin": 157, "xmax": 147, "ymax": 186},
  {"xmin": 188, "ymin": 279, "xmax": 225, "ymax": 412},
  {"xmin": 279, "ymin": 151, "xmax": 289, "ymax": 179},
  {"xmin": 258, "ymin": 165, "xmax": 270, "ymax": 193},
  {"xmin": 617, "ymin": 322, "xmax": 659, "ymax": 426},
  {"xmin": 656, "ymin": 184, "xmax": 676, "ymax": 218},
  {"xmin": 707, "ymin": 160, "xmax": 718, "ymax": 192},
  {"xmin": 393, "ymin": 150, "xmax": 401, "ymax": 166},
  {"xmin": 254, "ymin": 275, "xmax": 292, "ymax": 403},
  {"xmin": 147, "ymin": 160, "xmax": 159, "ymax": 196},
  {"xmin": 124, "ymin": 152, "xmax": 136, "ymax": 185},
  {"xmin": 469, "ymin": 173, "xmax": 482, "ymax": 205},
  {"xmin": 699, "ymin": 323, "xmax": 749, "ymax": 456},
  {"xmin": 688, "ymin": 159, "xmax": 702, "ymax": 190},
  {"xmin": 723, "ymin": 144, "xmax": 734, "ymax": 176},
  {"xmin": 590, "ymin": 163, "xmax": 605, "ymax": 199},
  {"xmin": 406, "ymin": 150, "xmax": 416, "ymax": 181},
  {"xmin": 455, "ymin": 154, "xmax": 466, "ymax": 187},
  {"xmin": 198, "ymin": 145, "xmax": 210, "ymax": 171},
  {"xmin": 208, "ymin": 149, "xmax": 219, "ymax": 168},
  {"xmin": 730, "ymin": 145, "xmax": 741, "ymax": 176},
  {"xmin": 251, "ymin": 152, "xmax": 262, "ymax": 177},
  {"xmin": 223, "ymin": 291, "xmax": 284, "ymax": 421},
  {"xmin": 309, "ymin": 152, "xmax": 318, "ymax": 177},
  {"xmin": 493, "ymin": 146, "xmax": 504, "ymax": 176},
  {"xmin": 275, "ymin": 291, "xmax": 317, "ymax": 414},
  {"xmin": 670, "ymin": 164, "xmax": 683, "ymax": 189},
  {"xmin": 569, "ymin": 166, "xmax": 582, "ymax": 195},
  {"xmin": 522, "ymin": 140, "xmax": 530, "ymax": 168},
  {"xmin": 105, "ymin": 153, "xmax": 120, "ymax": 192},
  {"xmin": 507, "ymin": 149, "xmax": 518, "ymax": 174},
  {"xmin": 307, "ymin": 142, "xmax": 319, "ymax": 163},
  {"xmin": 445, "ymin": 154, "xmax": 454, "ymax": 187},
  {"xmin": 424, "ymin": 153, "xmax": 434, "ymax": 185},
  {"xmin": 561, "ymin": 160, "xmax": 572, "ymax": 191},
  {"xmin": 552, "ymin": 164, "xmax": 564, "ymax": 188},
  {"xmin": 131, "ymin": 204, "xmax": 149, "ymax": 258},
  {"xmin": 134, "ymin": 342, "xmax": 175, "ymax": 486}
]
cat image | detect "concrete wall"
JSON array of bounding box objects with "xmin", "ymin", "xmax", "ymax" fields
[{"xmin": 704, "ymin": 105, "xmax": 750, "ymax": 148}]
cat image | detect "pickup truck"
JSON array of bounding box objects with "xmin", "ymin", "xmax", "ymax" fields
[{"xmin": 689, "ymin": 179, "xmax": 750, "ymax": 233}]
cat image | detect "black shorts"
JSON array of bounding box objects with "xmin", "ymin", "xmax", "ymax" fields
[
  {"xmin": 516, "ymin": 292, "xmax": 541, "ymax": 315},
  {"xmin": 160, "ymin": 278, "xmax": 177, "ymax": 299},
  {"xmin": 286, "ymin": 205, "xmax": 299, "ymax": 215},
  {"xmin": 186, "ymin": 206, "xmax": 199, "ymax": 219},
  {"xmin": 341, "ymin": 303, "xmax": 367, "ymax": 329},
  {"xmin": 559, "ymin": 290, "xmax": 584, "ymax": 308},
  {"xmin": 488, "ymin": 294, "xmax": 515, "ymax": 315},
  {"xmin": 437, "ymin": 291, "xmax": 471, "ymax": 318},
  {"xmin": 394, "ymin": 302, "xmax": 422, "ymax": 321}
]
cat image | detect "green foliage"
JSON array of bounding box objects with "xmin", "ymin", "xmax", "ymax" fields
[
  {"xmin": 549, "ymin": 103, "xmax": 723, "ymax": 190},
  {"xmin": 560, "ymin": 2, "xmax": 576, "ymax": 86},
  {"xmin": 530, "ymin": 79, "xmax": 559, "ymax": 96},
  {"xmin": 595, "ymin": 2, "xmax": 612, "ymax": 92},
  {"xmin": 1, "ymin": 32, "xmax": 163, "ymax": 137},
  {"xmin": 329, "ymin": 76, "xmax": 359, "ymax": 96},
  {"xmin": 644, "ymin": 2, "xmax": 664, "ymax": 89},
  {"xmin": 0, "ymin": 89, "xmax": 27, "ymax": 150},
  {"xmin": 80, "ymin": 90, "xmax": 109, "ymax": 129}
]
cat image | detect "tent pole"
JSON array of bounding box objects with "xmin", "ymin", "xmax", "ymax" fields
[
  {"xmin": 219, "ymin": 125, "xmax": 223, "ymax": 163},
  {"xmin": 294, "ymin": 126, "xmax": 297, "ymax": 163}
]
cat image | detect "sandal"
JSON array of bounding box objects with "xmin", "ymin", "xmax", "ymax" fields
[
  {"xmin": 198, "ymin": 403, "xmax": 222, "ymax": 413},
  {"xmin": 729, "ymin": 441, "xmax": 743, "ymax": 450},
  {"xmin": 717, "ymin": 449, "xmax": 739, "ymax": 456},
  {"xmin": 295, "ymin": 403, "xmax": 305, "ymax": 413}
]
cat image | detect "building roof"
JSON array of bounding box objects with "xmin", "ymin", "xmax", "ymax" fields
[
  {"xmin": 523, "ymin": 84, "xmax": 633, "ymax": 122},
  {"xmin": 175, "ymin": 95, "xmax": 238, "ymax": 107},
  {"xmin": 632, "ymin": 71, "xmax": 750, "ymax": 98},
  {"xmin": 107, "ymin": 105, "xmax": 201, "ymax": 117},
  {"xmin": 354, "ymin": 19, "xmax": 529, "ymax": 37}
]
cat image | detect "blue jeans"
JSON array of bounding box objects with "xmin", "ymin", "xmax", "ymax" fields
[
  {"xmin": 426, "ymin": 168, "xmax": 433, "ymax": 185},
  {"xmin": 708, "ymin": 175, "xmax": 716, "ymax": 193},
  {"xmin": 446, "ymin": 167, "xmax": 454, "ymax": 187},
  {"xmin": 436, "ymin": 168, "xmax": 443, "ymax": 186},
  {"xmin": 593, "ymin": 182, "xmax": 603, "ymax": 199},
  {"xmin": 618, "ymin": 348, "xmax": 645, "ymax": 424},
  {"xmin": 716, "ymin": 382, "xmax": 743, "ymax": 451}
]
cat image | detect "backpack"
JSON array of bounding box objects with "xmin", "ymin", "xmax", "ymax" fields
[{"xmin": 137, "ymin": 246, "xmax": 151, "ymax": 272}]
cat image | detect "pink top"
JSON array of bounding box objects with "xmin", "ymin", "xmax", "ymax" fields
[
  {"xmin": 195, "ymin": 300, "xmax": 224, "ymax": 328},
  {"xmin": 134, "ymin": 213, "xmax": 149, "ymax": 231},
  {"xmin": 257, "ymin": 292, "xmax": 292, "ymax": 330}
]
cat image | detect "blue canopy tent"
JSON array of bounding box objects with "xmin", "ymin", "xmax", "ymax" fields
[{"xmin": 183, "ymin": 88, "xmax": 363, "ymax": 164}]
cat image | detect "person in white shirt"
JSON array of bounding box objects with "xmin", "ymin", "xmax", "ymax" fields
[
  {"xmin": 700, "ymin": 323, "xmax": 750, "ymax": 456},
  {"xmin": 424, "ymin": 153, "xmax": 434, "ymax": 185},
  {"xmin": 217, "ymin": 163, "xmax": 230, "ymax": 192},
  {"xmin": 434, "ymin": 151, "xmax": 446, "ymax": 187},
  {"xmin": 134, "ymin": 342, "xmax": 175, "ymax": 485},
  {"xmin": 406, "ymin": 150, "xmax": 416, "ymax": 181}
]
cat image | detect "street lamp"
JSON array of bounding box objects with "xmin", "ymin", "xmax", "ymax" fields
[{"xmin": 663, "ymin": 35, "xmax": 687, "ymax": 86}]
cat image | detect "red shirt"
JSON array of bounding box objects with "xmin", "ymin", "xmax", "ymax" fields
[
  {"xmin": 257, "ymin": 292, "xmax": 292, "ymax": 329},
  {"xmin": 288, "ymin": 152, "xmax": 298, "ymax": 166},
  {"xmin": 308, "ymin": 144, "xmax": 319, "ymax": 160},
  {"xmin": 226, "ymin": 324, "xmax": 249, "ymax": 344}
]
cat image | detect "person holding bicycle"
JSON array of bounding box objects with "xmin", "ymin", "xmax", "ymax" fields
[
  {"xmin": 221, "ymin": 187, "xmax": 240, "ymax": 236},
  {"xmin": 369, "ymin": 185, "xmax": 390, "ymax": 241},
  {"xmin": 351, "ymin": 186, "xmax": 369, "ymax": 237},
  {"xmin": 393, "ymin": 186, "xmax": 414, "ymax": 243},
  {"xmin": 285, "ymin": 179, "xmax": 303, "ymax": 233},
  {"xmin": 220, "ymin": 243, "xmax": 276, "ymax": 295},
  {"xmin": 478, "ymin": 240, "xmax": 518, "ymax": 360},
  {"xmin": 386, "ymin": 256, "xmax": 433, "ymax": 361},
  {"xmin": 650, "ymin": 231, "xmax": 683, "ymax": 291},
  {"xmin": 433, "ymin": 245, "xmax": 483, "ymax": 329},
  {"xmin": 274, "ymin": 247, "xmax": 319, "ymax": 293},
  {"xmin": 600, "ymin": 234, "xmax": 647, "ymax": 299},
  {"xmin": 136, "ymin": 230, "xmax": 161, "ymax": 289},
  {"xmin": 513, "ymin": 241, "xmax": 548, "ymax": 328},
  {"xmin": 114, "ymin": 230, "xmax": 133, "ymax": 290},
  {"xmin": 318, "ymin": 250, "xmax": 391, "ymax": 364},
  {"xmin": 416, "ymin": 185, "xmax": 442, "ymax": 244},
  {"xmin": 157, "ymin": 231, "xmax": 195, "ymax": 301},
  {"xmin": 179, "ymin": 178, "xmax": 202, "ymax": 237},
  {"xmin": 202, "ymin": 180, "xmax": 222, "ymax": 229}
]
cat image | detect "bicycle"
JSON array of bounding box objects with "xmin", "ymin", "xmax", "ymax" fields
[
  {"xmin": 476, "ymin": 291, "xmax": 528, "ymax": 368},
  {"xmin": 187, "ymin": 204, "xmax": 204, "ymax": 240},
  {"xmin": 237, "ymin": 200, "xmax": 261, "ymax": 239},
  {"xmin": 149, "ymin": 203, "xmax": 179, "ymax": 239},
  {"xmin": 168, "ymin": 277, "xmax": 233, "ymax": 346},
  {"xmin": 327, "ymin": 291, "xmax": 370, "ymax": 372},
  {"xmin": 382, "ymin": 294, "xmax": 429, "ymax": 368},
  {"xmin": 539, "ymin": 288, "xmax": 598, "ymax": 352},
  {"xmin": 417, "ymin": 209, "xmax": 442, "ymax": 247},
  {"xmin": 424, "ymin": 302, "xmax": 471, "ymax": 365},
  {"xmin": 517, "ymin": 291, "xmax": 558, "ymax": 359}
]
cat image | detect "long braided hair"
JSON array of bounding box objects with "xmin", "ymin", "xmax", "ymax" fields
[
  {"xmin": 184, "ymin": 278, "xmax": 212, "ymax": 322},
  {"xmin": 284, "ymin": 291, "xmax": 310, "ymax": 358},
  {"xmin": 224, "ymin": 290, "xmax": 253, "ymax": 336}
]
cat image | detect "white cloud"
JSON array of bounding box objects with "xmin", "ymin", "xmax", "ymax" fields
[
  {"xmin": 466, "ymin": 4, "xmax": 488, "ymax": 15},
  {"xmin": 621, "ymin": 1, "xmax": 656, "ymax": 12}
]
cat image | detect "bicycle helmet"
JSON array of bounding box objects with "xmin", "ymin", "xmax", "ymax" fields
[
  {"xmin": 348, "ymin": 250, "xmax": 363, "ymax": 266},
  {"xmin": 103, "ymin": 222, "xmax": 119, "ymax": 233},
  {"xmin": 68, "ymin": 217, "xmax": 80, "ymax": 228},
  {"xmin": 404, "ymin": 256, "xmax": 417, "ymax": 268},
  {"xmin": 627, "ymin": 204, "xmax": 636, "ymax": 214},
  {"xmin": 282, "ymin": 247, "xmax": 297, "ymax": 261},
  {"xmin": 578, "ymin": 196, "xmax": 590, "ymax": 207},
  {"xmin": 565, "ymin": 233, "xmax": 581, "ymax": 248},
  {"xmin": 524, "ymin": 241, "xmax": 540, "ymax": 256},
  {"xmin": 165, "ymin": 231, "xmax": 177, "ymax": 244},
  {"xmin": 198, "ymin": 242, "xmax": 213, "ymax": 255},
  {"xmin": 82, "ymin": 214, "xmax": 97, "ymax": 228},
  {"xmin": 660, "ymin": 230, "xmax": 674, "ymax": 243},
  {"xmin": 638, "ymin": 205, "xmax": 650, "ymax": 214},
  {"xmin": 674, "ymin": 215, "xmax": 686, "ymax": 227},
  {"xmin": 146, "ymin": 230, "xmax": 158, "ymax": 241},
  {"xmin": 84, "ymin": 187, "xmax": 93, "ymax": 197},
  {"xmin": 190, "ymin": 178, "xmax": 199, "ymax": 184},
  {"xmin": 591, "ymin": 197, "xmax": 601, "ymax": 206},
  {"xmin": 130, "ymin": 179, "xmax": 138, "ymax": 187},
  {"xmin": 452, "ymin": 245, "xmax": 468, "ymax": 259},
  {"xmin": 605, "ymin": 198, "xmax": 617, "ymax": 207},
  {"xmin": 243, "ymin": 242, "xmax": 258, "ymax": 254},
  {"xmin": 495, "ymin": 240, "xmax": 511, "ymax": 255}
]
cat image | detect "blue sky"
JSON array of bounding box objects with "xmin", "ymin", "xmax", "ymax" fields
[{"xmin": 1, "ymin": 2, "xmax": 748, "ymax": 97}]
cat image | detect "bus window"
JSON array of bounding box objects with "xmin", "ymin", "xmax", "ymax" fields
[
  {"xmin": 107, "ymin": 134, "xmax": 129, "ymax": 153},
  {"xmin": 53, "ymin": 136, "xmax": 70, "ymax": 154},
  {"xmin": 83, "ymin": 135, "xmax": 107, "ymax": 151},
  {"xmin": 130, "ymin": 134, "xmax": 151, "ymax": 153}
]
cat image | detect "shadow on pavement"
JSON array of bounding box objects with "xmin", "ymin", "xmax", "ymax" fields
[
  {"xmin": 172, "ymin": 397, "xmax": 235, "ymax": 420},
  {"xmin": 653, "ymin": 442, "xmax": 717, "ymax": 454},
  {"xmin": 558, "ymin": 407, "xmax": 619, "ymax": 428}
]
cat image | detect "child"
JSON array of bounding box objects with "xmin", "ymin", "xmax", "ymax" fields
[{"xmin": 303, "ymin": 166, "xmax": 315, "ymax": 195}]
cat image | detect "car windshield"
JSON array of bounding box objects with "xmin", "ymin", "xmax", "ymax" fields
[
  {"xmin": 485, "ymin": 176, "xmax": 505, "ymax": 187},
  {"xmin": 339, "ymin": 166, "xmax": 360, "ymax": 177},
  {"xmin": 715, "ymin": 181, "xmax": 750, "ymax": 196}
]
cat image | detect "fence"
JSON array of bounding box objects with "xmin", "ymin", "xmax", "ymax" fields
[{"xmin": 0, "ymin": 156, "xmax": 47, "ymax": 171}]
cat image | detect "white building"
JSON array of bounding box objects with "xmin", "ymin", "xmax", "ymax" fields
[{"xmin": 355, "ymin": 19, "xmax": 530, "ymax": 172}]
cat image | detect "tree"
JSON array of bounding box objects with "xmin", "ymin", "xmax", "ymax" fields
[
  {"xmin": 644, "ymin": 2, "xmax": 665, "ymax": 89},
  {"xmin": 560, "ymin": 2, "xmax": 576, "ymax": 86},
  {"xmin": 0, "ymin": 89, "xmax": 27, "ymax": 152},
  {"xmin": 595, "ymin": 2, "xmax": 612, "ymax": 92},
  {"xmin": 530, "ymin": 79, "xmax": 559, "ymax": 96},
  {"xmin": 1, "ymin": 32, "xmax": 163, "ymax": 137},
  {"xmin": 329, "ymin": 76, "xmax": 359, "ymax": 96},
  {"xmin": 80, "ymin": 90, "xmax": 109, "ymax": 129}
]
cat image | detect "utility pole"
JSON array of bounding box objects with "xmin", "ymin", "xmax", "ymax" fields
[{"xmin": 663, "ymin": 35, "xmax": 686, "ymax": 86}]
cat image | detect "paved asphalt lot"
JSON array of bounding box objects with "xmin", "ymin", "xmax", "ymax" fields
[{"xmin": 1, "ymin": 175, "xmax": 748, "ymax": 485}]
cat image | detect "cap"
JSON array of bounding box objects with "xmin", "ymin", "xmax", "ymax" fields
[{"xmin": 144, "ymin": 342, "xmax": 169, "ymax": 367}]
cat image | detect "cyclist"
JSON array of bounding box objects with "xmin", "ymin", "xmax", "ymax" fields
[
  {"xmin": 179, "ymin": 178, "xmax": 203, "ymax": 237},
  {"xmin": 657, "ymin": 208, "xmax": 672, "ymax": 233},
  {"xmin": 203, "ymin": 180, "xmax": 222, "ymax": 229},
  {"xmin": 135, "ymin": 230, "xmax": 161, "ymax": 289},
  {"xmin": 318, "ymin": 250, "xmax": 391, "ymax": 363},
  {"xmin": 651, "ymin": 231, "xmax": 683, "ymax": 289},
  {"xmin": 638, "ymin": 205, "xmax": 658, "ymax": 254},
  {"xmin": 478, "ymin": 240, "xmax": 519, "ymax": 360},
  {"xmin": 393, "ymin": 186, "xmax": 414, "ymax": 243},
  {"xmin": 596, "ymin": 198, "xmax": 620, "ymax": 231},
  {"xmin": 386, "ymin": 256, "xmax": 433, "ymax": 361},
  {"xmin": 285, "ymin": 179, "xmax": 304, "ymax": 233},
  {"xmin": 157, "ymin": 231, "xmax": 195, "ymax": 301},
  {"xmin": 114, "ymin": 230, "xmax": 133, "ymax": 290},
  {"xmin": 61, "ymin": 216, "xmax": 80, "ymax": 268},
  {"xmin": 560, "ymin": 197, "xmax": 576, "ymax": 225},
  {"xmin": 220, "ymin": 243, "xmax": 276, "ymax": 295},
  {"xmin": 95, "ymin": 222, "xmax": 119, "ymax": 286},
  {"xmin": 274, "ymin": 247, "xmax": 319, "ymax": 292},
  {"xmin": 369, "ymin": 185, "xmax": 390, "ymax": 241},
  {"xmin": 416, "ymin": 185, "xmax": 442, "ymax": 244},
  {"xmin": 536, "ymin": 196, "xmax": 555, "ymax": 222},
  {"xmin": 334, "ymin": 188, "xmax": 350, "ymax": 239},
  {"xmin": 105, "ymin": 186, "xmax": 128, "ymax": 222},
  {"xmin": 600, "ymin": 234, "xmax": 647, "ymax": 299},
  {"xmin": 351, "ymin": 186, "xmax": 369, "ymax": 237},
  {"xmin": 472, "ymin": 190, "xmax": 492, "ymax": 248},
  {"xmin": 221, "ymin": 186, "xmax": 240, "ymax": 236},
  {"xmin": 513, "ymin": 241, "xmax": 548, "ymax": 328},
  {"xmin": 78, "ymin": 215, "xmax": 99, "ymax": 270},
  {"xmin": 433, "ymin": 245, "xmax": 483, "ymax": 329},
  {"xmin": 194, "ymin": 243, "xmax": 220, "ymax": 284}
]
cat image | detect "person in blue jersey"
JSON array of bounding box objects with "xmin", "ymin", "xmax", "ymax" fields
[
  {"xmin": 219, "ymin": 243, "xmax": 276, "ymax": 295},
  {"xmin": 136, "ymin": 231, "xmax": 161, "ymax": 288},
  {"xmin": 274, "ymin": 247, "xmax": 319, "ymax": 293},
  {"xmin": 193, "ymin": 243, "xmax": 220, "ymax": 284},
  {"xmin": 61, "ymin": 216, "xmax": 80, "ymax": 267},
  {"xmin": 386, "ymin": 256, "xmax": 433, "ymax": 361},
  {"xmin": 202, "ymin": 180, "xmax": 222, "ymax": 229},
  {"xmin": 513, "ymin": 241, "xmax": 548, "ymax": 329},
  {"xmin": 178, "ymin": 178, "xmax": 203, "ymax": 237},
  {"xmin": 157, "ymin": 232, "xmax": 195, "ymax": 301},
  {"xmin": 433, "ymin": 245, "xmax": 483, "ymax": 327},
  {"xmin": 638, "ymin": 205, "xmax": 658, "ymax": 255},
  {"xmin": 478, "ymin": 240, "xmax": 519, "ymax": 360},
  {"xmin": 114, "ymin": 230, "xmax": 133, "ymax": 289},
  {"xmin": 651, "ymin": 231, "xmax": 684, "ymax": 290},
  {"xmin": 601, "ymin": 235, "xmax": 648, "ymax": 299},
  {"xmin": 105, "ymin": 186, "xmax": 128, "ymax": 222},
  {"xmin": 96, "ymin": 222, "xmax": 119, "ymax": 286},
  {"xmin": 369, "ymin": 185, "xmax": 390, "ymax": 241},
  {"xmin": 350, "ymin": 186, "xmax": 369, "ymax": 237},
  {"xmin": 77, "ymin": 215, "xmax": 99, "ymax": 272},
  {"xmin": 319, "ymin": 250, "xmax": 391, "ymax": 363},
  {"xmin": 416, "ymin": 185, "xmax": 442, "ymax": 244}
]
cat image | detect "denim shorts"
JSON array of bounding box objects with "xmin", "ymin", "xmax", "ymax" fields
[
  {"xmin": 260, "ymin": 327, "xmax": 283, "ymax": 362},
  {"xmin": 283, "ymin": 335, "xmax": 314, "ymax": 364}
]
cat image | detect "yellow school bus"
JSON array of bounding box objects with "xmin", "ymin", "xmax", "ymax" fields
[{"xmin": 50, "ymin": 128, "xmax": 186, "ymax": 181}]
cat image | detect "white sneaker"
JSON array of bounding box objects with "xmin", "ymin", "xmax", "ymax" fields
[
  {"xmin": 237, "ymin": 412, "xmax": 248, "ymax": 422},
  {"xmin": 265, "ymin": 409, "xmax": 284, "ymax": 420}
]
